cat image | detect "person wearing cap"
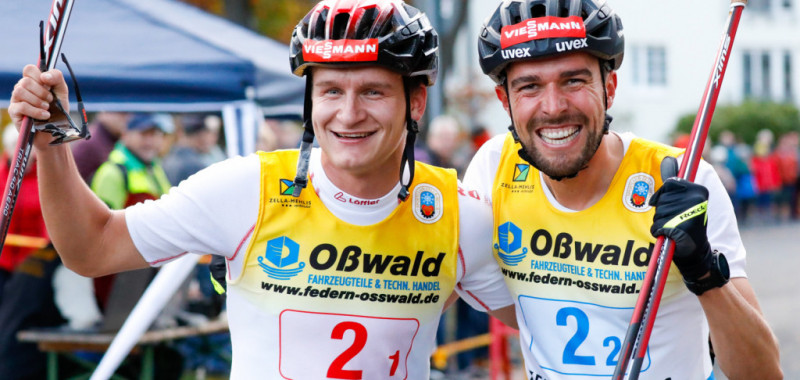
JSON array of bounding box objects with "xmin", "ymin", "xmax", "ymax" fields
[
  {"xmin": 7, "ymin": 0, "xmax": 516, "ymax": 378},
  {"xmin": 463, "ymin": 1, "xmax": 780, "ymax": 379},
  {"xmin": 70, "ymin": 111, "xmax": 130, "ymax": 184},
  {"xmin": 162, "ymin": 114, "xmax": 219, "ymax": 185},
  {"xmin": 90, "ymin": 113, "xmax": 172, "ymax": 209}
]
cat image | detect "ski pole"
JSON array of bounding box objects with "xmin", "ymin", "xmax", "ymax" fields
[
  {"xmin": 613, "ymin": 1, "xmax": 747, "ymax": 378},
  {"xmin": 0, "ymin": 0, "xmax": 78, "ymax": 255}
]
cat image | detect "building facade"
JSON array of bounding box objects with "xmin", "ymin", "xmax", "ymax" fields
[{"xmin": 456, "ymin": 0, "xmax": 799, "ymax": 144}]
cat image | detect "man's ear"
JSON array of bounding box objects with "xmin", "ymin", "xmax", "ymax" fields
[
  {"xmin": 605, "ymin": 70, "xmax": 618, "ymax": 110},
  {"xmin": 495, "ymin": 84, "xmax": 510, "ymax": 115},
  {"xmin": 410, "ymin": 84, "xmax": 427, "ymax": 121}
]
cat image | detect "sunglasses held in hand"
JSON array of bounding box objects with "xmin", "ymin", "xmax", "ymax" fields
[{"xmin": 32, "ymin": 21, "xmax": 91, "ymax": 145}]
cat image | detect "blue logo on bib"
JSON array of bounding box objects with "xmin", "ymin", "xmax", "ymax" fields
[
  {"xmin": 495, "ymin": 222, "xmax": 528, "ymax": 266},
  {"xmin": 259, "ymin": 236, "xmax": 306, "ymax": 280}
]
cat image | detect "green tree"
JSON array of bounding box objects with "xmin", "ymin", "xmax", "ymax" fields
[
  {"xmin": 252, "ymin": 0, "xmax": 317, "ymax": 43},
  {"xmin": 674, "ymin": 101, "xmax": 800, "ymax": 145},
  {"xmin": 181, "ymin": 0, "xmax": 315, "ymax": 42}
]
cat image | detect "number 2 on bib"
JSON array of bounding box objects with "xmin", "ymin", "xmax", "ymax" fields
[
  {"xmin": 327, "ymin": 322, "xmax": 399, "ymax": 379},
  {"xmin": 518, "ymin": 296, "xmax": 651, "ymax": 376},
  {"xmin": 327, "ymin": 321, "xmax": 368, "ymax": 379},
  {"xmin": 280, "ymin": 310, "xmax": 419, "ymax": 379}
]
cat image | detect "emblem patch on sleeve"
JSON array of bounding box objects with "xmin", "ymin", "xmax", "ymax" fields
[
  {"xmin": 412, "ymin": 183, "xmax": 444, "ymax": 224},
  {"xmin": 622, "ymin": 173, "xmax": 655, "ymax": 213}
]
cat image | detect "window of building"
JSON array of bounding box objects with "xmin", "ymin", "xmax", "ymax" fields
[
  {"xmin": 630, "ymin": 45, "xmax": 667, "ymax": 87},
  {"xmin": 749, "ymin": 0, "xmax": 772, "ymax": 12},
  {"xmin": 646, "ymin": 47, "xmax": 667, "ymax": 86},
  {"xmin": 631, "ymin": 46, "xmax": 642, "ymax": 84},
  {"xmin": 762, "ymin": 52, "xmax": 772, "ymax": 98},
  {"xmin": 743, "ymin": 52, "xmax": 753, "ymax": 98},
  {"xmin": 784, "ymin": 52, "xmax": 793, "ymax": 101}
]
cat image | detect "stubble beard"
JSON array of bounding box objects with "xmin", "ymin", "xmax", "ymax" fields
[{"xmin": 519, "ymin": 113, "xmax": 604, "ymax": 180}]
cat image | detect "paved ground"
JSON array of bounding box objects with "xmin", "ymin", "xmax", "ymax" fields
[{"xmin": 734, "ymin": 220, "xmax": 800, "ymax": 379}]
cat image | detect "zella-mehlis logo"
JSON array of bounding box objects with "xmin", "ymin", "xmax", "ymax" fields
[
  {"xmin": 279, "ymin": 179, "xmax": 296, "ymax": 196},
  {"xmin": 513, "ymin": 164, "xmax": 530, "ymax": 182}
]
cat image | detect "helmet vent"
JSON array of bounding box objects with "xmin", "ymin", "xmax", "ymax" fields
[
  {"xmin": 392, "ymin": 37, "xmax": 417, "ymax": 59},
  {"xmin": 355, "ymin": 7, "xmax": 378, "ymax": 39},
  {"xmin": 403, "ymin": 3, "xmax": 419, "ymax": 17},
  {"xmin": 530, "ymin": 4, "xmax": 546, "ymax": 18},
  {"xmin": 594, "ymin": 17, "xmax": 612, "ymax": 38},
  {"xmin": 332, "ymin": 12, "xmax": 350, "ymax": 39},
  {"xmin": 313, "ymin": 7, "xmax": 329, "ymax": 40},
  {"xmin": 375, "ymin": 16, "xmax": 393, "ymax": 39},
  {"xmin": 507, "ymin": 3, "xmax": 523, "ymax": 25}
]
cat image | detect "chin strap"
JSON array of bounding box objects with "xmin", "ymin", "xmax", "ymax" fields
[
  {"xmin": 398, "ymin": 78, "xmax": 418, "ymax": 202},
  {"xmin": 599, "ymin": 60, "xmax": 613, "ymax": 136},
  {"xmin": 602, "ymin": 113, "xmax": 612, "ymax": 135},
  {"xmin": 504, "ymin": 80, "xmax": 543, "ymax": 176},
  {"xmin": 292, "ymin": 74, "xmax": 315, "ymax": 197}
]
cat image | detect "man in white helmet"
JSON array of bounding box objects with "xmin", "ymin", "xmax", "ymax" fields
[
  {"xmin": 464, "ymin": 0, "xmax": 780, "ymax": 379},
  {"xmin": 8, "ymin": 0, "xmax": 515, "ymax": 378}
]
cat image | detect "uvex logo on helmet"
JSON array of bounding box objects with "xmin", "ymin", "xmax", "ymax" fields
[
  {"xmin": 500, "ymin": 16, "xmax": 586, "ymax": 50},
  {"xmin": 302, "ymin": 39, "xmax": 379, "ymax": 62}
]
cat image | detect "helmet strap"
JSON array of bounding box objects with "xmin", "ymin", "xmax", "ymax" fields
[
  {"xmin": 503, "ymin": 80, "xmax": 538, "ymax": 168},
  {"xmin": 292, "ymin": 73, "xmax": 316, "ymax": 197},
  {"xmin": 599, "ymin": 60, "xmax": 612, "ymax": 135},
  {"xmin": 398, "ymin": 77, "xmax": 418, "ymax": 201}
]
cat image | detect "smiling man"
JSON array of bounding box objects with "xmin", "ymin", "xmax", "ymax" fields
[
  {"xmin": 8, "ymin": 0, "xmax": 516, "ymax": 378},
  {"xmin": 464, "ymin": 0, "xmax": 781, "ymax": 379}
]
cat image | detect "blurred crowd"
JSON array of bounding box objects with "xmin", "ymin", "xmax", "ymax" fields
[{"xmin": 675, "ymin": 129, "xmax": 800, "ymax": 226}]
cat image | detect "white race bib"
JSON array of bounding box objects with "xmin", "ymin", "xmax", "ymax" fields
[{"xmin": 519, "ymin": 296, "xmax": 652, "ymax": 377}]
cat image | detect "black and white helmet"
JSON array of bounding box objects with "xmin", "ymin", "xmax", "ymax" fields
[
  {"xmin": 478, "ymin": 0, "xmax": 624, "ymax": 84},
  {"xmin": 290, "ymin": 0, "xmax": 438, "ymax": 86}
]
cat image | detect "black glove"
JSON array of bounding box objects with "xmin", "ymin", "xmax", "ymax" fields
[
  {"xmin": 649, "ymin": 156, "xmax": 714, "ymax": 282},
  {"xmin": 209, "ymin": 255, "xmax": 227, "ymax": 294}
]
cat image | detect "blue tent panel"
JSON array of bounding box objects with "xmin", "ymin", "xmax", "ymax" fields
[{"xmin": 0, "ymin": 0, "xmax": 303, "ymax": 115}]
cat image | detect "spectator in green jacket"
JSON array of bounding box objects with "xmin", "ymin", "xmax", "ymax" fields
[{"xmin": 91, "ymin": 113, "xmax": 172, "ymax": 209}]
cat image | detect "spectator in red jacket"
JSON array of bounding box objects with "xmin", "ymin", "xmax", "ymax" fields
[
  {"xmin": 0, "ymin": 126, "xmax": 49, "ymax": 304},
  {"xmin": 751, "ymin": 129, "xmax": 782, "ymax": 221},
  {"xmin": 772, "ymin": 132, "xmax": 799, "ymax": 220}
]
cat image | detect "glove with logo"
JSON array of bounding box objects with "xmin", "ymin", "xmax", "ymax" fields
[{"xmin": 648, "ymin": 156, "xmax": 714, "ymax": 283}]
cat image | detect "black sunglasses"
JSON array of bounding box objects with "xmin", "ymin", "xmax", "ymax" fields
[{"xmin": 33, "ymin": 21, "xmax": 91, "ymax": 145}]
